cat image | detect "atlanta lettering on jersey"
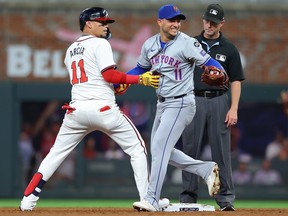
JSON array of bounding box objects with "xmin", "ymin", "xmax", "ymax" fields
[
  {"xmin": 151, "ymin": 54, "xmax": 181, "ymax": 69},
  {"xmin": 70, "ymin": 46, "xmax": 85, "ymax": 57}
]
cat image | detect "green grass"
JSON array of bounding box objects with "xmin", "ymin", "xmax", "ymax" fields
[{"xmin": 1, "ymin": 199, "xmax": 288, "ymax": 208}]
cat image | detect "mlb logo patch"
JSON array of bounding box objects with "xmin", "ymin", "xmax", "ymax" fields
[
  {"xmin": 216, "ymin": 54, "xmax": 226, "ymax": 62},
  {"xmin": 209, "ymin": 9, "xmax": 218, "ymax": 15}
]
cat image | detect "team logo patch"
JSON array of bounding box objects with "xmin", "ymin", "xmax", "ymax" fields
[
  {"xmin": 216, "ymin": 54, "xmax": 226, "ymax": 62},
  {"xmin": 200, "ymin": 50, "xmax": 207, "ymax": 57},
  {"xmin": 173, "ymin": 5, "xmax": 179, "ymax": 12},
  {"xmin": 194, "ymin": 41, "xmax": 200, "ymax": 47}
]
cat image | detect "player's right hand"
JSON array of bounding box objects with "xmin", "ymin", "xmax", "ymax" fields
[{"xmin": 139, "ymin": 71, "xmax": 160, "ymax": 88}]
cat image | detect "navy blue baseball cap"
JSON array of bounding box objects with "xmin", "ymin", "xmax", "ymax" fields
[{"xmin": 158, "ymin": 4, "xmax": 186, "ymax": 20}]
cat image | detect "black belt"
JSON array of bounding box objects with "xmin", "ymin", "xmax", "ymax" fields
[
  {"xmin": 158, "ymin": 94, "xmax": 187, "ymax": 103},
  {"xmin": 194, "ymin": 90, "xmax": 226, "ymax": 98}
]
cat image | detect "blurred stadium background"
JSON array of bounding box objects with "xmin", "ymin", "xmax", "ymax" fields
[{"xmin": 0, "ymin": 0, "xmax": 288, "ymax": 202}]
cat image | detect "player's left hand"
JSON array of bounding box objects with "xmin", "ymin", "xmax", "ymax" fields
[
  {"xmin": 114, "ymin": 84, "xmax": 131, "ymax": 95},
  {"xmin": 139, "ymin": 71, "xmax": 160, "ymax": 88},
  {"xmin": 201, "ymin": 66, "xmax": 229, "ymax": 87}
]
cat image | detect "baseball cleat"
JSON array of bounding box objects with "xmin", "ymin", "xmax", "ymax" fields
[
  {"xmin": 133, "ymin": 199, "xmax": 157, "ymax": 212},
  {"xmin": 158, "ymin": 198, "xmax": 170, "ymax": 210},
  {"xmin": 220, "ymin": 204, "xmax": 235, "ymax": 211},
  {"xmin": 19, "ymin": 194, "xmax": 39, "ymax": 211},
  {"xmin": 206, "ymin": 163, "xmax": 220, "ymax": 197}
]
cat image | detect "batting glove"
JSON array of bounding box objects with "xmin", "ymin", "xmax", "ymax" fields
[
  {"xmin": 139, "ymin": 71, "xmax": 160, "ymax": 88},
  {"xmin": 114, "ymin": 84, "xmax": 131, "ymax": 95}
]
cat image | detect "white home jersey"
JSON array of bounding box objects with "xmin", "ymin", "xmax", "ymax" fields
[{"xmin": 64, "ymin": 35, "xmax": 117, "ymax": 101}]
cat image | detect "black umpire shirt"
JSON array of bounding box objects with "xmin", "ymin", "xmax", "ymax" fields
[{"xmin": 194, "ymin": 31, "xmax": 245, "ymax": 91}]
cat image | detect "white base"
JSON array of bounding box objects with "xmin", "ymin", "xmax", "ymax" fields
[{"xmin": 163, "ymin": 203, "xmax": 215, "ymax": 212}]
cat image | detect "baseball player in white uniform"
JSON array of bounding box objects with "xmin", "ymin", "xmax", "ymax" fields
[
  {"xmin": 19, "ymin": 7, "xmax": 167, "ymax": 211},
  {"xmin": 131, "ymin": 5, "xmax": 225, "ymax": 211}
]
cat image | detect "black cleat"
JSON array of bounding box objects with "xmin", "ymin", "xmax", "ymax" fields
[{"xmin": 220, "ymin": 204, "xmax": 236, "ymax": 211}]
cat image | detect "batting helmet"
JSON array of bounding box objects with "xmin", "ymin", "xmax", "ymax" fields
[{"xmin": 79, "ymin": 7, "xmax": 115, "ymax": 31}]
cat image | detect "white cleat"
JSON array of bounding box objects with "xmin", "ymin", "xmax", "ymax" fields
[
  {"xmin": 159, "ymin": 198, "xmax": 170, "ymax": 210},
  {"xmin": 206, "ymin": 163, "xmax": 220, "ymax": 197},
  {"xmin": 133, "ymin": 199, "xmax": 157, "ymax": 212},
  {"xmin": 19, "ymin": 194, "xmax": 39, "ymax": 211}
]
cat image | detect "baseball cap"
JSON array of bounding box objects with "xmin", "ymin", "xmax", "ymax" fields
[
  {"xmin": 203, "ymin": 4, "xmax": 224, "ymax": 23},
  {"xmin": 158, "ymin": 4, "xmax": 186, "ymax": 20}
]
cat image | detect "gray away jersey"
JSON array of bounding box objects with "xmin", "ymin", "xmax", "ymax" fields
[{"xmin": 138, "ymin": 32, "xmax": 210, "ymax": 98}]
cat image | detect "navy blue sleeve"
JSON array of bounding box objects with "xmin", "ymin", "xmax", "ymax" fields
[
  {"xmin": 126, "ymin": 65, "xmax": 149, "ymax": 75},
  {"xmin": 203, "ymin": 58, "xmax": 225, "ymax": 71}
]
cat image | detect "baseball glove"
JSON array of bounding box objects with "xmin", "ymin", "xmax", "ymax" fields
[
  {"xmin": 201, "ymin": 66, "xmax": 229, "ymax": 86},
  {"xmin": 114, "ymin": 84, "xmax": 131, "ymax": 95}
]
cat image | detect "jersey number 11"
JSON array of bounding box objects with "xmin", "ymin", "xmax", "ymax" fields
[{"xmin": 71, "ymin": 59, "xmax": 88, "ymax": 85}]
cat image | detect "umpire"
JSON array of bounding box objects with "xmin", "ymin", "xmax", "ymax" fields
[{"xmin": 180, "ymin": 4, "xmax": 245, "ymax": 211}]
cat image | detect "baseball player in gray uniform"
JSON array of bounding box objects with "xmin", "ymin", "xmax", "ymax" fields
[
  {"xmin": 131, "ymin": 4, "xmax": 225, "ymax": 212},
  {"xmin": 19, "ymin": 7, "xmax": 167, "ymax": 211}
]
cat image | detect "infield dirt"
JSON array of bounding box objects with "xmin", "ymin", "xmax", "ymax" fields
[{"xmin": 1, "ymin": 208, "xmax": 288, "ymax": 216}]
